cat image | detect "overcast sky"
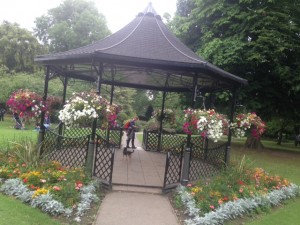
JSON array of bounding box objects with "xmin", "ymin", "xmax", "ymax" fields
[{"xmin": 0, "ymin": 0, "xmax": 177, "ymax": 33}]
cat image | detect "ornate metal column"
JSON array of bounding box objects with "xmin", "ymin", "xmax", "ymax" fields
[{"xmin": 158, "ymin": 89, "xmax": 166, "ymax": 150}]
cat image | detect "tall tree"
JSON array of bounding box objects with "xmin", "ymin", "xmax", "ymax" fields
[
  {"xmin": 171, "ymin": 0, "xmax": 300, "ymax": 134},
  {"xmin": 34, "ymin": 0, "xmax": 111, "ymax": 52},
  {"xmin": 0, "ymin": 21, "xmax": 44, "ymax": 73}
]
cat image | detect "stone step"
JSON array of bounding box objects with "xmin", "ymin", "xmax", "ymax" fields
[{"xmin": 112, "ymin": 184, "xmax": 163, "ymax": 194}]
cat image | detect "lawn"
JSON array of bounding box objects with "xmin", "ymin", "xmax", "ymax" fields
[
  {"xmin": 0, "ymin": 115, "xmax": 38, "ymax": 148},
  {"xmin": 0, "ymin": 193, "xmax": 62, "ymax": 225}
]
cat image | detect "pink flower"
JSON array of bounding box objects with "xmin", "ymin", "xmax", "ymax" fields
[
  {"xmin": 40, "ymin": 179, "xmax": 46, "ymax": 183},
  {"xmin": 209, "ymin": 205, "xmax": 215, "ymax": 210},
  {"xmin": 53, "ymin": 186, "xmax": 61, "ymax": 191}
]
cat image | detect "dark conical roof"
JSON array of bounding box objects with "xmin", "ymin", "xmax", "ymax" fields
[{"xmin": 35, "ymin": 3, "xmax": 247, "ymax": 92}]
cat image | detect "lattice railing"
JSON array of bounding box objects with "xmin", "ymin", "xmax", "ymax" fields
[
  {"xmin": 93, "ymin": 135, "xmax": 115, "ymax": 187},
  {"xmin": 42, "ymin": 129, "xmax": 89, "ymax": 168},
  {"xmin": 96, "ymin": 128, "xmax": 123, "ymax": 148},
  {"xmin": 144, "ymin": 131, "xmax": 159, "ymax": 151},
  {"xmin": 163, "ymin": 144, "xmax": 184, "ymax": 190},
  {"xmin": 161, "ymin": 134, "xmax": 186, "ymax": 152},
  {"xmin": 189, "ymin": 142, "xmax": 227, "ymax": 181}
]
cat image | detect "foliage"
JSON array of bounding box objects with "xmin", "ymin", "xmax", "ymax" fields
[
  {"xmin": 6, "ymin": 89, "xmax": 47, "ymax": 118},
  {"xmin": 152, "ymin": 108, "xmax": 176, "ymax": 123},
  {"xmin": 171, "ymin": 0, "xmax": 300, "ymax": 133},
  {"xmin": 58, "ymin": 92, "xmax": 121, "ymax": 128},
  {"xmin": 0, "ymin": 21, "xmax": 44, "ymax": 73},
  {"xmin": 34, "ymin": 0, "xmax": 111, "ymax": 52}
]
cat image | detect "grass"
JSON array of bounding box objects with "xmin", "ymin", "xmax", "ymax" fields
[
  {"xmin": 0, "ymin": 115, "xmax": 38, "ymax": 149},
  {"xmin": 0, "ymin": 193, "xmax": 62, "ymax": 225}
]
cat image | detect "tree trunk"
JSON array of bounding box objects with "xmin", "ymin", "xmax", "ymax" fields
[
  {"xmin": 277, "ymin": 129, "xmax": 283, "ymax": 145},
  {"xmin": 245, "ymin": 136, "xmax": 264, "ymax": 150}
]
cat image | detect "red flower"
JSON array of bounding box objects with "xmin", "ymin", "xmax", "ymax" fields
[{"xmin": 23, "ymin": 178, "xmax": 28, "ymax": 183}]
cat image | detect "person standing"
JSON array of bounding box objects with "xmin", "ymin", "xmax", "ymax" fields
[
  {"xmin": 125, "ymin": 117, "xmax": 139, "ymax": 149},
  {"xmin": 295, "ymin": 134, "xmax": 300, "ymax": 147},
  {"xmin": 0, "ymin": 108, "xmax": 5, "ymax": 121}
]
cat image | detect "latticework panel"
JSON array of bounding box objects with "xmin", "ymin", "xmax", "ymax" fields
[
  {"xmin": 96, "ymin": 128, "xmax": 123, "ymax": 148},
  {"xmin": 163, "ymin": 145, "xmax": 184, "ymax": 189},
  {"xmin": 42, "ymin": 130, "xmax": 89, "ymax": 168},
  {"xmin": 63, "ymin": 126, "xmax": 92, "ymax": 137},
  {"xmin": 161, "ymin": 134, "xmax": 186, "ymax": 152},
  {"xmin": 189, "ymin": 142, "xmax": 228, "ymax": 181},
  {"xmin": 145, "ymin": 131, "xmax": 159, "ymax": 151},
  {"xmin": 93, "ymin": 135, "xmax": 115, "ymax": 185},
  {"xmin": 191, "ymin": 136, "xmax": 205, "ymax": 148}
]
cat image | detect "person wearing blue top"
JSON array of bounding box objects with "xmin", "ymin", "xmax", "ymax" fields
[{"xmin": 125, "ymin": 117, "xmax": 139, "ymax": 149}]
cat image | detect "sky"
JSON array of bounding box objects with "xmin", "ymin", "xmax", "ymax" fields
[{"xmin": 0, "ymin": 0, "xmax": 177, "ymax": 33}]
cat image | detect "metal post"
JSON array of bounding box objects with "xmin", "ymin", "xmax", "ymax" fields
[
  {"xmin": 226, "ymin": 88, "xmax": 237, "ymax": 164},
  {"xmin": 158, "ymin": 90, "xmax": 166, "ymax": 151},
  {"xmin": 106, "ymin": 66, "xmax": 115, "ymax": 143},
  {"xmin": 86, "ymin": 63, "xmax": 103, "ymax": 176},
  {"xmin": 181, "ymin": 75, "xmax": 197, "ymax": 185},
  {"xmin": 58, "ymin": 76, "xmax": 68, "ymax": 136},
  {"xmin": 38, "ymin": 66, "xmax": 50, "ymax": 154}
]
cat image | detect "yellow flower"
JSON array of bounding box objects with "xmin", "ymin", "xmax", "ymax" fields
[{"xmin": 32, "ymin": 188, "xmax": 49, "ymax": 198}]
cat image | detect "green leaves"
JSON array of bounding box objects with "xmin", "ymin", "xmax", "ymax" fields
[
  {"xmin": 34, "ymin": 0, "xmax": 111, "ymax": 53},
  {"xmin": 0, "ymin": 22, "xmax": 44, "ymax": 73},
  {"xmin": 172, "ymin": 0, "xmax": 300, "ymax": 124}
]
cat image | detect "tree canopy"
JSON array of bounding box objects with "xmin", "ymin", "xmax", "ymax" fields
[
  {"xmin": 34, "ymin": 0, "xmax": 111, "ymax": 52},
  {"xmin": 171, "ymin": 0, "xmax": 300, "ymax": 131},
  {"xmin": 0, "ymin": 21, "xmax": 44, "ymax": 73}
]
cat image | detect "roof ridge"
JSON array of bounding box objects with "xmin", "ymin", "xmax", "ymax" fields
[
  {"xmin": 155, "ymin": 17, "xmax": 206, "ymax": 64},
  {"xmin": 95, "ymin": 15, "xmax": 144, "ymax": 52}
]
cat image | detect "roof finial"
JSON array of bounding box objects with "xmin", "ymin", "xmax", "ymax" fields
[{"xmin": 143, "ymin": 2, "xmax": 157, "ymax": 16}]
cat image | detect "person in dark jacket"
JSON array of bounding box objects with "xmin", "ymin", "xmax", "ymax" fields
[
  {"xmin": 125, "ymin": 117, "xmax": 139, "ymax": 149},
  {"xmin": 0, "ymin": 108, "xmax": 5, "ymax": 121}
]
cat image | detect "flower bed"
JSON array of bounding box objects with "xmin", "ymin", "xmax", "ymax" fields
[
  {"xmin": 175, "ymin": 157, "xmax": 300, "ymax": 225},
  {"xmin": 0, "ymin": 157, "xmax": 99, "ymax": 222}
]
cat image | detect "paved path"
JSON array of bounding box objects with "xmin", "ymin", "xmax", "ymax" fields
[
  {"xmin": 94, "ymin": 192, "xmax": 180, "ymax": 225},
  {"xmin": 94, "ymin": 132, "xmax": 180, "ymax": 225}
]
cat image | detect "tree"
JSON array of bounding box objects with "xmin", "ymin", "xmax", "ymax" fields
[
  {"xmin": 34, "ymin": 0, "xmax": 111, "ymax": 52},
  {"xmin": 171, "ymin": 0, "xmax": 300, "ymax": 144},
  {"xmin": 0, "ymin": 21, "xmax": 44, "ymax": 73}
]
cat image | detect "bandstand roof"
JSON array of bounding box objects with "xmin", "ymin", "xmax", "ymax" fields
[{"xmin": 35, "ymin": 3, "xmax": 247, "ymax": 93}]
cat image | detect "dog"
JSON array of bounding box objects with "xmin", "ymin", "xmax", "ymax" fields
[{"xmin": 123, "ymin": 147, "xmax": 134, "ymax": 157}]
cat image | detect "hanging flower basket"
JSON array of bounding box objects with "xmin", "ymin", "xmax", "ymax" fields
[
  {"xmin": 182, "ymin": 109, "xmax": 266, "ymax": 142},
  {"xmin": 6, "ymin": 89, "xmax": 47, "ymax": 118},
  {"xmin": 230, "ymin": 112, "xmax": 266, "ymax": 139},
  {"xmin": 182, "ymin": 108, "xmax": 229, "ymax": 142},
  {"xmin": 58, "ymin": 92, "xmax": 121, "ymax": 128}
]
